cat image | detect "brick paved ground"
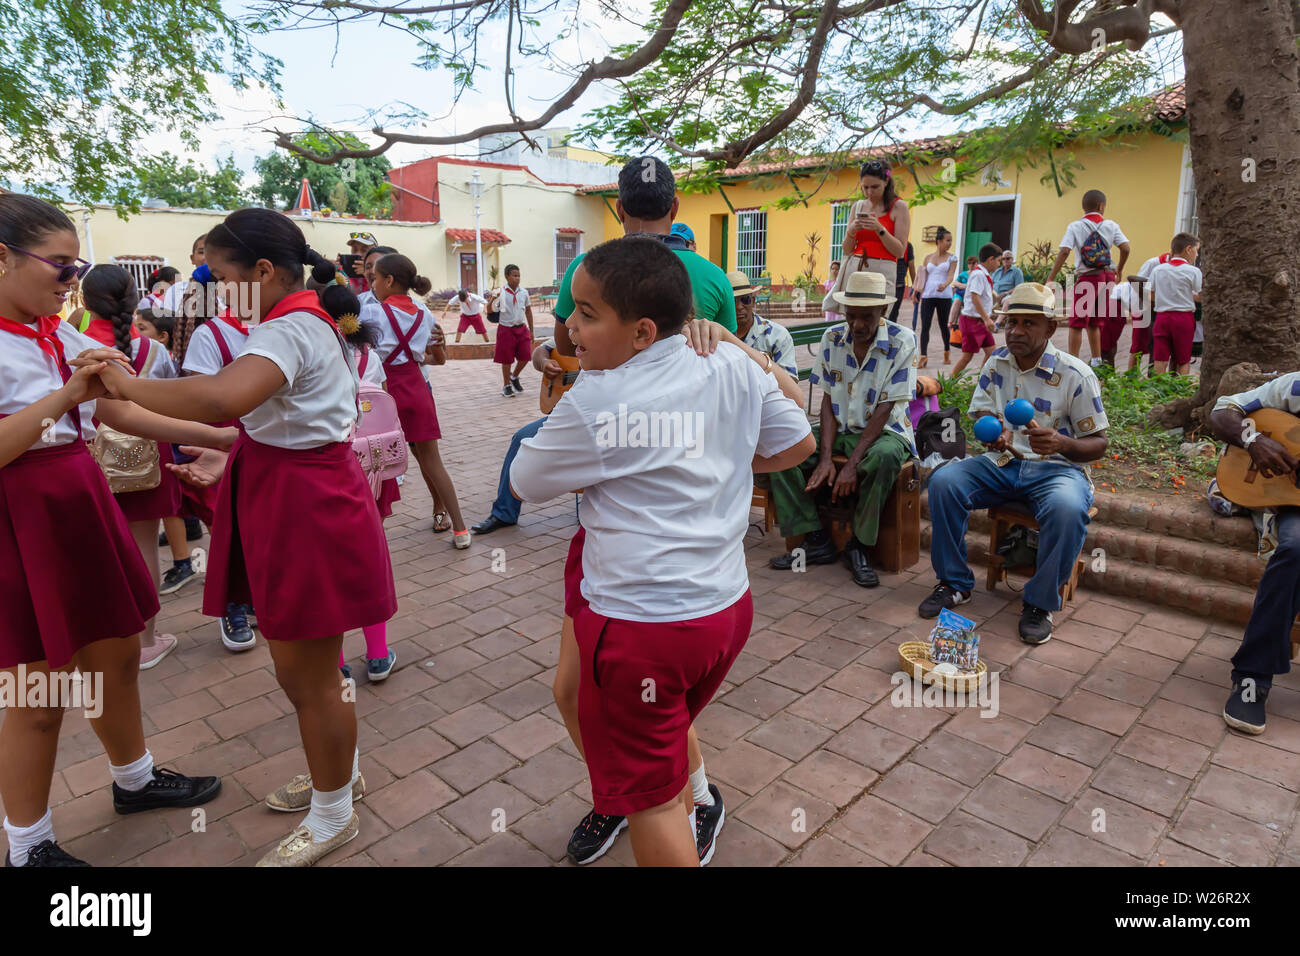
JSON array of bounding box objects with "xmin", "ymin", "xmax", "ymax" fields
[{"xmin": 6, "ymin": 337, "xmax": 1289, "ymax": 868}]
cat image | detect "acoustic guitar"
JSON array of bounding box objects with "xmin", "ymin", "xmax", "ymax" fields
[
  {"xmin": 539, "ymin": 353, "xmax": 581, "ymax": 414},
  {"xmin": 1215, "ymin": 408, "xmax": 1300, "ymax": 508}
]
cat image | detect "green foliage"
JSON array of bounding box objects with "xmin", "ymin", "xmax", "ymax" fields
[
  {"xmin": 252, "ymin": 132, "xmax": 392, "ymax": 219},
  {"xmin": 1017, "ymin": 239, "xmax": 1071, "ymax": 284},
  {"xmin": 133, "ymin": 153, "xmax": 249, "ymax": 210},
  {"xmin": 935, "ymin": 362, "xmax": 1208, "ymax": 487},
  {"xmin": 574, "ymin": 0, "xmax": 1173, "ymax": 209},
  {"xmin": 0, "ymin": 0, "xmax": 279, "ymax": 211}
]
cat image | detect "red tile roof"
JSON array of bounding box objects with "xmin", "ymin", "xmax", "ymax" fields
[
  {"xmin": 556, "ymin": 226, "xmax": 584, "ymax": 234},
  {"xmin": 580, "ymin": 84, "xmax": 1187, "ymax": 193},
  {"xmin": 445, "ymin": 228, "xmax": 511, "ymax": 244}
]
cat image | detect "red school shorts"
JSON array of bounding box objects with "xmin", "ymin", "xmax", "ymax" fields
[
  {"xmin": 958, "ymin": 314, "xmax": 995, "ymax": 353},
  {"xmin": 1068, "ymin": 271, "xmax": 1116, "ymax": 329},
  {"xmin": 493, "ymin": 323, "xmax": 533, "ymax": 364},
  {"xmin": 1152, "ymin": 310, "xmax": 1195, "ymax": 366},
  {"xmin": 456, "ymin": 313, "xmax": 487, "ymax": 335},
  {"xmin": 572, "ymin": 592, "xmax": 754, "ymax": 816}
]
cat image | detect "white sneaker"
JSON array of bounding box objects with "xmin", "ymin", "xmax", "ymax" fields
[{"xmin": 453, "ymin": 530, "xmax": 472, "ymax": 550}]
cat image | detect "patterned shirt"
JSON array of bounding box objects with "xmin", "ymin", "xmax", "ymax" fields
[
  {"xmin": 741, "ymin": 314, "xmax": 798, "ymax": 377},
  {"xmin": 808, "ymin": 318, "xmax": 917, "ymax": 453},
  {"xmin": 970, "ymin": 341, "xmax": 1108, "ymax": 472},
  {"xmin": 1214, "ymin": 371, "xmax": 1300, "ymax": 416}
]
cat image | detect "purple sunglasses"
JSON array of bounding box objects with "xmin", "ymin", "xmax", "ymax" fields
[{"xmin": 8, "ymin": 245, "xmax": 92, "ymax": 283}]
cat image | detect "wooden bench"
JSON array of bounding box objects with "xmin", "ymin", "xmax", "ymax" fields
[
  {"xmin": 985, "ymin": 502, "xmax": 1101, "ymax": 604},
  {"xmin": 777, "ymin": 458, "xmax": 920, "ymax": 573}
]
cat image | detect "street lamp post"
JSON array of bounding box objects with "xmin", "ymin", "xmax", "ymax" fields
[{"xmin": 469, "ymin": 169, "xmax": 485, "ymax": 294}]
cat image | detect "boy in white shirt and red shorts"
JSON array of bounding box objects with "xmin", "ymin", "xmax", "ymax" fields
[
  {"xmin": 1148, "ymin": 232, "xmax": 1203, "ymax": 376},
  {"xmin": 510, "ymin": 237, "xmax": 814, "ymax": 866},
  {"xmin": 1048, "ymin": 189, "xmax": 1131, "ymax": 366}
]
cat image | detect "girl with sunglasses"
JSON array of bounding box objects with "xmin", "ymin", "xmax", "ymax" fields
[
  {"xmin": 0, "ymin": 193, "xmax": 231, "ymax": 866},
  {"xmin": 822, "ymin": 158, "xmax": 912, "ymax": 314}
]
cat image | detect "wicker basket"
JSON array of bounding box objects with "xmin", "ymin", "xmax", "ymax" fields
[{"xmin": 898, "ymin": 641, "xmax": 988, "ymax": 694}]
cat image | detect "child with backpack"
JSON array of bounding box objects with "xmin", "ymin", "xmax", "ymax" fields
[
  {"xmin": 1048, "ymin": 189, "xmax": 1131, "ymax": 366},
  {"xmin": 1148, "ymin": 232, "xmax": 1203, "ymax": 376}
]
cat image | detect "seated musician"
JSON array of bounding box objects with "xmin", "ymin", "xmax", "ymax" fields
[
  {"xmin": 767, "ymin": 270, "xmax": 917, "ymax": 588},
  {"xmin": 731, "ymin": 270, "xmax": 797, "ymax": 377},
  {"xmin": 1209, "ymin": 370, "xmax": 1300, "ymax": 735},
  {"xmin": 918, "ymin": 283, "xmax": 1108, "ymax": 645}
]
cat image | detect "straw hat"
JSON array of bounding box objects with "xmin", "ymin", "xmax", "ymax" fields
[
  {"xmin": 996, "ymin": 282, "xmax": 1057, "ymax": 317},
  {"xmin": 727, "ymin": 270, "xmax": 761, "ymax": 297},
  {"xmin": 832, "ymin": 269, "xmax": 896, "ymax": 308}
]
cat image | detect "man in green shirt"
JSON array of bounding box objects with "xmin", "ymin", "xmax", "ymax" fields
[{"xmin": 552, "ymin": 156, "xmax": 736, "ymax": 350}]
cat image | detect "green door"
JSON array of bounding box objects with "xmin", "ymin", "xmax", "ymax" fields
[{"xmin": 964, "ymin": 230, "xmax": 992, "ymax": 264}]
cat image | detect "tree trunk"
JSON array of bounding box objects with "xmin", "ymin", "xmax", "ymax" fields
[{"xmin": 1168, "ymin": 0, "xmax": 1300, "ymax": 428}]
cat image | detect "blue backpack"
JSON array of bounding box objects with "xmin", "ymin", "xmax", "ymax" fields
[{"xmin": 1078, "ymin": 222, "xmax": 1113, "ymax": 270}]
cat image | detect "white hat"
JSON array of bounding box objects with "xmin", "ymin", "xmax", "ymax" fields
[
  {"xmin": 995, "ymin": 281, "xmax": 1057, "ymax": 317},
  {"xmin": 832, "ymin": 269, "xmax": 896, "ymax": 308}
]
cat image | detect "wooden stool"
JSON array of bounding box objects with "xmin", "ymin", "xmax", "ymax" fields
[
  {"xmin": 986, "ymin": 502, "xmax": 1100, "ymax": 604},
  {"xmin": 784, "ymin": 459, "xmax": 920, "ymax": 573},
  {"xmin": 751, "ymin": 484, "xmax": 777, "ymax": 534}
]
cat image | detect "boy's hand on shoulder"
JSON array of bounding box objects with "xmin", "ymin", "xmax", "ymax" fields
[{"xmin": 680, "ymin": 318, "xmax": 729, "ymax": 355}]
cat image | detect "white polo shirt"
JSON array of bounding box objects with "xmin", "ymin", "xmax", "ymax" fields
[
  {"xmin": 496, "ymin": 285, "xmax": 530, "ymax": 327},
  {"xmin": 1148, "ymin": 258, "xmax": 1202, "ymax": 313},
  {"xmin": 960, "ymin": 265, "xmax": 994, "ymax": 318},
  {"xmin": 131, "ymin": 337, "xmax": 177, "ymax": 380},
  {"xmin": 510, "ymin": 337, "xmax": 811, "ymax": 623},
  {"xmin": 457, "ymin": 293, "xmax": 487, "ymax": 315},
  {"xmin": 239, "ymin": 312, "xmax": 360, "ymax": 449},
  {"xmin": 369, "ymin": 297, "xmax": 435, "ymax": 367},
  {"xmin": 1059, "ymin": 216, "xmax": 1129, "ymax": 274},
  {"xmin": 182, "ymin": 319, "xmax": 248, "ymax": 375},
  {"xmin": 1, "ymin": 322, "xmax": 103, "ymax": 449}
]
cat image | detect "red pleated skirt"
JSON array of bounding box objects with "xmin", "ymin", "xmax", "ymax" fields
[
  {"xmin": 114, "ymin": 441, "xmax": 183, "ymax": 523},
  {"xmin": 385, "ymin": 360, "xmax": 441, "ymax": 442},
  {"xmin": 0, "ymin": 442, "xmax": 158, "ymax": 668},
  {"xmin": 377, "ymin": 477, "xmax": 401, "ymax": 519},
  {"xmin": 202, "ymin": 432, "xmax": 397, "ymax": 641}
]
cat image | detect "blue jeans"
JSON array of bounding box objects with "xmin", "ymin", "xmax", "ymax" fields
[
  {"xmin": 1232, "ymin": 507, "xmax": 1300, "ymax": 690},
  {"xmin": 928, "ymin": 456, "xmax": 1094, "ymax": 612},
  {"xmin": 491, "ymin": 417, "xmax": 547, "ymax": 524}
]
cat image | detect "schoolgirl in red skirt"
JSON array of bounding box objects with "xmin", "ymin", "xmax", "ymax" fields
[
  {"xmin": 81, "ymin": 264, "xmax": 183, "ymax": 670},
  {"xmin": 97, "ymin": 207, "xmax": 398, "ymax": 867},
  {"xmin": 367, "ymin": 253, "xmax": 471, "ymax": 547},
  {"xmin": 0, "ymin": 193, "xmax": 227, "ymax": 867}
]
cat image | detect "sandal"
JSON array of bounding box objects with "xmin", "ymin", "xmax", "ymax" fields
[{"xmin": 432, "ymin": 512, "xmax": 451, "ymax": 533}]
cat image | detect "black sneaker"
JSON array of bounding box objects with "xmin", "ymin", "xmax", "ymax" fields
[
  {"xmin": 113, "ymin": 767, "xmax": 222, "ymax": 814},
  {"xmin": 502, "ymin": 385, "xmax": 515, "ymax": 398},
  {"xmin": 1018, "ymin": 602, "xmax": 1053, "ymax": 645},
  {"xmin": 160, "ymin": 561, "xmax": 197, "ymax": 595},
  {"xmin": 5, "ymin": 840, "xmax": 90, "ymax": 867},
  {"xmin": 1224, "ymin": 681, "xmax": 1268, "ymax": 735},
  {"xmin": 510, "ymin": 376, "xmax": 524, "ymax": 394},
  {"xmin": 695, "ymin": 784, "xmax": 725, "ymax": 866},
  {"xmin": 566, "ymin": 810, "xmax": 627, "ymax": 864},
  {"xmin": 221, "ymin": 603, "xmax": 255, "ymax": 652},
  {"xmin": 918, "ymin": 583, "xmax": 970, "ymax": 619}
]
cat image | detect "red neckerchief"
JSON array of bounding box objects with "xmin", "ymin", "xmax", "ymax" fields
[
  {"xmin": 1083, "ymin": 213, "xmax": 1105, "ymax": 224},
  {"xmin": 1168, "ymin": 257, "xmax": 1189, "ymax": 267},
  {"xmin": 82, "ymin": 316, "xmax": 141, "ymax": 347},
  {"xmin": 382, "ymin": 293, "xmax": 419, "ymax": 316},
  {"xmin": 1158, "ymin": 253, "xmax": 1170, "ymax": 264},
  {"xmin": 0, "ymin": 314, "xmax": 67, "ymax": 364},
  {"xmin": 258, "ymin": 289, "xmax": 338, "ymax": 332},
  {"xmin": 972, "ymin": 264, "xmax": 990, "ymax": 276},
  {"xmin": 216, "ymin": 311, "xmax": 249, "ymax": 336}
]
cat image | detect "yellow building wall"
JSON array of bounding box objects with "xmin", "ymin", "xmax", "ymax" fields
[{"xmin": 587, "ymin": 132, "xmax": 1189, "ymax": 285}]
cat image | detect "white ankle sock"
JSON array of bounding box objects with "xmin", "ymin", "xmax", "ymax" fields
[
  {"xmin": 303, "ymin": 781, "xmax": 353, "ymax": 843},
  {"xmin": 110, "ymin": 750, "xmax": 155, "ymax": 792},
  {"xmin": 4, "ymin": 809, "xmax": 55, "ymax": 866},
  {"xmin": 352, "ymin": 748, "xmax": 360, "ymax": 783},
  {"xmin": 688, "ymin": 809, "xmax": 697, "ymax": 833},
  {"xmin": 690, "ymin": 765, "xmax": 713, "ymax": 806}
]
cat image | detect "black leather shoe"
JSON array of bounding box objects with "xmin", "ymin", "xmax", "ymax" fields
[
  {"xmin": 769, "ymin": 535, "xmax": 838, "ymax": 570},
  {"xmin": 113, "ymin": 768, "xmax": 221, "ymax": 815},
  {"xmin": 846, "ymin": 546, "xmax": 879, "ymax": 587},
  {"xmin": 470, "ymin": 516, "xmax": 514, "ymax": 535}
]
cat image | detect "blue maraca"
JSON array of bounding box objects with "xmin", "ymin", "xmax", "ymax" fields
[
  {"xmin": 973, "ymin": 415, "xmax": 1003, "ymax": 444},
  {"xmin": 1004, "ymin": 398, "xmax": 1036, "ymax": 428}
]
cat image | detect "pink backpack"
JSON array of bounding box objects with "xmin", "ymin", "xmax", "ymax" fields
[{"xmin": 352, "ymin": 348, "xmax": 408, "ymax": 496}]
